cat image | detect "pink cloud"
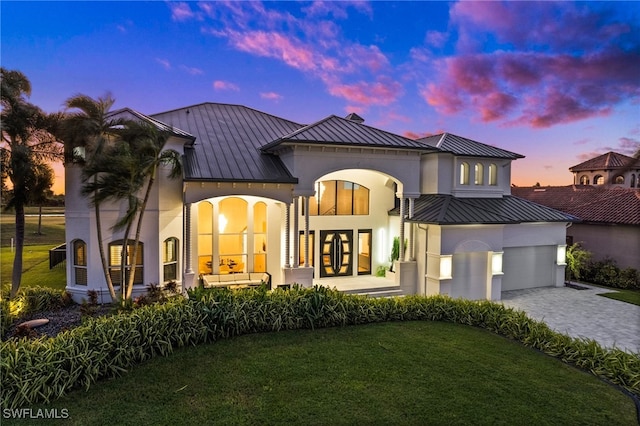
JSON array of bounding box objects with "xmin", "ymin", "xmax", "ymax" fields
[
  {"xmin": 213, "ymin": 80, "xmax": 239, "ymax": 91},
  {"xmin": 228, "ymin": 31, "xmax": 317, "ymax": 72},
  {"xmin": 420, "ymin": 2, "xmax": 640, "ymax": 128},
  {"xmin": 180, "ymin": 65, "xmax": 204, "ymax": 75},
  {"xmin": 328, "ymin": 79, "xmax": 402, "ymax": 106},
  {"xmin": 260, "ymin": 92, "xmax": 283, "ymax": 101},
  {"xmin": 155, "ymin": 58, "xmax": 171, "ymax": 70},
  {"xmin": 169, "ymin": 2, "xmax": 198, "ymax": 22}
]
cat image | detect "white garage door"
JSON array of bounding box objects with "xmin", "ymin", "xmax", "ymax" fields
[{"xmin": 502, "ymin": 246, "xmax": 556, "ymax": 291}]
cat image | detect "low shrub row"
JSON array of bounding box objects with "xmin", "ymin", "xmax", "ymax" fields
[
  {"xmin": 582, "ymin": 258, "xmax": 640, "ymax": 290},
  {"xmin": 2, "ymin": 285, "xmax": 639, "ymax": 410}
]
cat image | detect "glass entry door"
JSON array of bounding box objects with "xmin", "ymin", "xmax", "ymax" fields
[{"xmin": 320, "ymin": 230, "xmax": 353, "ymax": 277}]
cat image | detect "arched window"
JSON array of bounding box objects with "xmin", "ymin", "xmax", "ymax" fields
[
  {"xmin": 631, "ymin": 174, "xmax": 636, "ymax": 188},
  {"xmin": 308, "ymin": 180, "xmax": 369, "ymax": 215},
  {"xmin": 109, "ymin": 240, "xmax": 144, "ymax": 286},
  {"xmin": 614, "ymin": 175, "xmax": 625, "ymax": 184},
  {"xmin": 198, "ymin": 202, "xmax": 213, "ymax": 274},
  {"xmin": 459, "ymin": 162, "xmax": 470, "ymax": 185},
  {"xmin": 474, "ymin": 163, "xmax": 484, "ymax": 185},
  {"xmin": 594, "ymin": 175, "xmax": 604, "ymax": 185},
  {"xmin": 253, "ymin": 202, "xmax": 267, "ymax": 272},
  {"xmin": 218, "ymin": 197, "xmax": 248, "ymax": 273},
  {"xmin": 163, "ymin": 237, "xmax": 178, "ymax": 282},
  {"xmin": 488, "ymin": 164, "xmax": 497, "ymax": 186},
  {"xmin": 73, "ymin": 240, "xmax": 87, "ymax": 285},
  {"xmin": 579, "ymin": 175, "xmax": 589, "ymax": 185}
]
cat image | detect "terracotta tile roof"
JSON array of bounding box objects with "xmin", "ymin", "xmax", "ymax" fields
[
  {"xmin": 417, "ymin": 133, "xmax": 524, "ymax": 159},
  {"xmin": 511, "ymin": 186, "xmax": 640, "ymax": 225},
  {"xmin": 389, "ymin": 194, "xmax": 576, "ymax": 224},
  {"xmin": 569, "ymin": 151, "xmax": 640, "ymax": 172}
]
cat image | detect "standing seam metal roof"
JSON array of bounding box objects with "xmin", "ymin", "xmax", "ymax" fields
[
  {"xmin": 389, "ymin": 194, "xmax": 576, "ymax": 224},
  {"xmin": 262, "ymin": 115, "xmax": 439, "ymax": 151},
  {"xmin": 150, "ymin": 103, "xmax": 303, "ymax": 182},
  {"xmin": 417, "ymin": 133, "xmax": 524, "ymax": 159}
]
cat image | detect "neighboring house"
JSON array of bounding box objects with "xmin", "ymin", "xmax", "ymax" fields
[
  {"xmin": 512, "ymin": 185, "xmax": 640, "ymax": 270},
  {"xmin": 64, "ymin": 103, "xmax": 574, "ymax": 303},
  {"xmin": 570, "ymin": 151, "xmax": 640, "ymax": 188}
]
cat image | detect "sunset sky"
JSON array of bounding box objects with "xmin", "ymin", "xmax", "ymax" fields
[{"xmin": 2, "ymin": 1, "xmax": 639, "ymax": 194}]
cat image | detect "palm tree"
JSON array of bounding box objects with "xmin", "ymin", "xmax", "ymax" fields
[
  {"xmin": 1, "ymin": 68, "xmax": 62, "ymax": 297},
  {"xmin": 117, "ymin": 122, "xmax": 182, "ymax": 299},
  {"xmin": 62, "ymin": 94, "xmax": 122, "ymax": 301}
]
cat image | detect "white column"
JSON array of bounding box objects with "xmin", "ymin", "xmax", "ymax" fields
[
  {"xmin": 293, "ymin": 197, "xmax": 300, "ymax": 267},
  {"xmin": 284, "ymin": 202, "xmax": 291, "ymax": 268},
  {"xmin": 304, "ymin": 196, "xmax": 310, "ymax": 267},
  {"xmin": 185, "ymin": 203, "xmax": 193, "ymax": 274},
  {"xmin": 399, "ymin": 196, "xmax": 406, "ymax": 261}
]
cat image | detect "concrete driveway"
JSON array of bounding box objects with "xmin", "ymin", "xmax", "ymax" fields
[{"xmin": 501, "ymin": 284, "xmax": 640, "ymax": 353}]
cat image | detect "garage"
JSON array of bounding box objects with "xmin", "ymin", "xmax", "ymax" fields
[{"xmin": 502, "ymin": 246, "xmax": 556, "ymax": 291}]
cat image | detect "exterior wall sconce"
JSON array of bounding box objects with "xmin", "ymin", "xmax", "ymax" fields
[
  {"xmin": 556, "ymin": 245, "xmax": 567, "ymax": 266},
  {"xmin": 491, "ymin": 252, "xmax": 504, "ymax": 275},
  {"xmin": 439, "ymin": 255, "xmax": 453, "ymax": 280}
]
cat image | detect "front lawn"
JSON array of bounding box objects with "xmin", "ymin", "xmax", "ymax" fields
[
  {"xmin": 598, "ymin": 289, "xmax": 640, "ymax": 307},
  {"xmin": 0, "ymin": 245, "xmax": 67, "ymax": 292},
  {"xmin": 15, "ymin": 321, "xmax": 637, "ymax": 425}
]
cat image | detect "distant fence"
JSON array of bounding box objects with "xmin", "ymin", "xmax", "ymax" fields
[{"xmin": 49, "ymin": 244, "xmax": 66, "ymax": 269}]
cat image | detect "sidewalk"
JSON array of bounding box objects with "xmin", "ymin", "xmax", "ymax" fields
[{"xmin": 501, "ymin": 284, "xmax": 640, "ymax": 353}]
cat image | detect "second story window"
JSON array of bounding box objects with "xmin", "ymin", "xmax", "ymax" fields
[
  {"xmin": 308, "ymin": 180, "xmax": 369, "ymax": 215},
  {"xmin": 474, "ymin": 163, "xmax": 484, "ymax": 185},
  {"xmin": 594, "ymin": 175, "xmax": 604, "ymax": 185},
  {"xmin": 489, "ymin": 164, "xmax": 497, "ymax": 186},
  {"xmin": 459, "ymin": 162, "xmax": 470, "ymax": 185}
]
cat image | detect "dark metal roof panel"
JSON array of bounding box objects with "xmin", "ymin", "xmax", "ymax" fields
[
  {"xmin": 417, "ymin": 133, "xmax": 524, "ymax": 159},
  {"xmin": 107, "ymin": 108, "xmax": 196, "ymax": 141},
  {"xmin": 151, "ymin": 103, "xmax": 303, "ymax": 182},
  {"xmin": 263, "ymin": 115, "xmax": 439, "ymax": 151},
  {"xmin": 390, "ymin": 194, "xmax": 576, "ymax": 224}
]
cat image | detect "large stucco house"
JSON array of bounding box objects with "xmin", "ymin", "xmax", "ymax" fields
[{"xmin": 64, "ymin": 103, "xmax": 574, "ymax": 303}]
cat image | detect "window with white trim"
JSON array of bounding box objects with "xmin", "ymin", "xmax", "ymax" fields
[
  {"xmin": 73, "ymin": 240, "xmax": 87, "ymax": 285},
  {"xmin": 163, "ymin": 237, "xmax": 178, "ymax": 282}
]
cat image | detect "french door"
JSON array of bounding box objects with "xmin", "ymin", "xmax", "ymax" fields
[{"xmin": 320, "ymin": 230, "xmax": 353, "ymax": 277}]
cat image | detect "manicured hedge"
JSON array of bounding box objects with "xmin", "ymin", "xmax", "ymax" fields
[
  {"xmin": 582, "ymin": 258, "xmax": 640, "ymax": 290},
  {"xmin": 1, "ymin": 286, "xmax": 639, "ymax": 410}
]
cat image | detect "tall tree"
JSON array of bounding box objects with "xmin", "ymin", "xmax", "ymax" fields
[
  {"xmin": 116, "ymin": 122, "xmax": 182, "ymax": 299},
  {"xmin": 62, "ymin": 94, "xmax": 122, "ymax": 301},
  {"xmin": 29, "ymin": 160, "xmax": 55, "ymax": 235},
  {"xmin": 1, "ymin": 68, "xmax": 62, "ymax": 297}
]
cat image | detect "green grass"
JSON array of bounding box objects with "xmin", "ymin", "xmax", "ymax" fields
[
  {"xmin": 0, "ymin": 211, "xmax": 65, "ymax": 248},
  {"xmin": 598, "ymin": 289, "xmax": 640, "ymax": 306},
  {"xmin": 1, "ymin": 245, "xmax": 67, "ymax": 292},
  {"xmin": 14, "ymin": 321, "xmax": 637, "ymax": 426}
]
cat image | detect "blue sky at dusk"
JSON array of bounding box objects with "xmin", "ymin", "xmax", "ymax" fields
[{"xmin": 2, "ymin": 1, "xmax": 639, "ymax": 194}]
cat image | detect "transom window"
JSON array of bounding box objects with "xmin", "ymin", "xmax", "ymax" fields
[
  {"xmin": 73, "ymin": 240, "xmax": 87, "ymax": 285},
  {"xmin": 163, "ymin": 237, "xmax": 178, "ymax": 282},
  {"xmin": 109, "ymin": 240, "xmax": 144, "ymax": 286},
  {"xmin": 308, "ymin": 180, "xmax": 369, "ymax": 216}
]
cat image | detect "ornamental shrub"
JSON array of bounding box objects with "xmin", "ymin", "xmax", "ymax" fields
[{"xmin": 2, "ymin": 286, "xmax": 639, "ymax": 410}]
